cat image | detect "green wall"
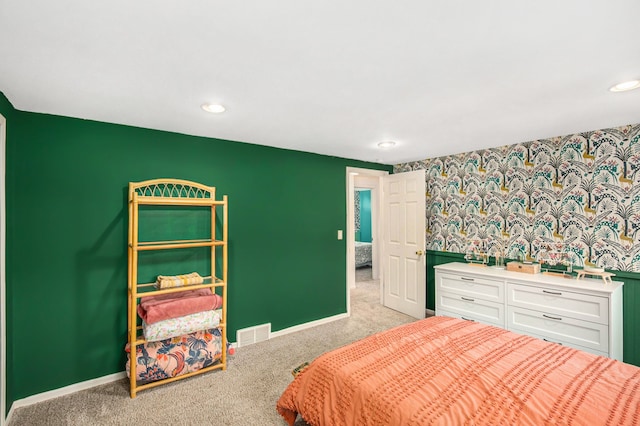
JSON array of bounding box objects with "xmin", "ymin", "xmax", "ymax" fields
[
  {"xmin": 426, "ymin": 250, "xmax": 640, "ymax": 367},
  {"xmin": 0, "ymin": 93, "xmax": 14, "ymax": 121},
  {"xmin": 1, "ymin": 92, "xmax": 391, "ymax": 406}
]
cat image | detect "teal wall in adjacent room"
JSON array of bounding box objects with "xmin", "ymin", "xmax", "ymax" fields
[
  {"xmin": 0, "ymin": 92, "xmax": 392, "ymax": 407},
  {"xmin": 357, "ymin": 190, "xmax": 371, "ymax": 242}
]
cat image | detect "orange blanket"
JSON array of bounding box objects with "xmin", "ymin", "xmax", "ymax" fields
[{"xmin": 277, "ymin": 316, "xmax": 640, "ymax": 425}]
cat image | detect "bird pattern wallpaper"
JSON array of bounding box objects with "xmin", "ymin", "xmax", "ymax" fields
[
  {"xmin": 394, "ymin": 123, "xmax": 640, "ymax": 272},
  {"xmin": 354, "ymin": 190, "xmax": 361, "ymax": 232}
]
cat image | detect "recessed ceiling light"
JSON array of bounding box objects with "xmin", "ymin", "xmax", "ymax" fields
[
  {"xmin": 377, "ymin": 141, "xmax": 396, "ymax": 149},
  {"xmin": 609, "ymin": 80, "xmax": 640, "ymax": 92},
  {"xmin": 201, "ymin": 103, "xmax": 226, "ymax": 113}
]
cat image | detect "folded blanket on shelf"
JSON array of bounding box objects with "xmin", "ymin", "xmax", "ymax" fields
[
  {"xmin": 143, "ymin": 309, "xmax": 222, "ymax": 342},
  {"xmin": 126, "ymin": 327, "xmax": 223, "ymax": 384},
  {"xmin": 156, "ymin": 272, "xmax": 204, "ymax": 289},
  {"xmin": 137, "ymin": 288, "xmax": 223, "ymax": 325}
]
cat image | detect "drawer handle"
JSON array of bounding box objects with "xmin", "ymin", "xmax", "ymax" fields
[
  {"xmin": 543, "ymin": 338, "xmax": 563, "ymax": 345},
  {"xmin": 461, "ymin": 297, "xmax": 475, "ymax": 302},
  {"xmin": 542, "ymin": 314, "xmax": 562, "ymax": 321},
  {"xmin": 543, "ymin": 290, "xmax": 562, "ymax": 296},
  {"xmin": 461, "ymin": 317, "xmax": 475, "ymax": 322},
  {"xmin": 461, "ymin": 277, "xmax": 475, "ymax": 282}
]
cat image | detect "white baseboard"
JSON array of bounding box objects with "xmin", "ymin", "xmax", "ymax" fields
[
  {"xmin": 4, "ymin": 314, "xmax": 349, "ymax": 424},
  {"xmin": 7, "ymin": 371, "xmax": 126, "ymax": 425},
  {"xmin": 426, "ymin": 308, "xmax": 436, "ymax": 317},
  {"xmin": 270, "ymin": 312, "xmax": 349, "ymax": 339}
]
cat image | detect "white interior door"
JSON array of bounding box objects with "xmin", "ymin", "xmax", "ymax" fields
[{"xmin": 382, "ymin": 170, "xmax": 426, "ymax": 319}]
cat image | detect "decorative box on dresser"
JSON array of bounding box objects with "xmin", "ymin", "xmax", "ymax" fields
[{"xmin": 434, "ymin": 262, "xmax": 623, "ymax": 361}]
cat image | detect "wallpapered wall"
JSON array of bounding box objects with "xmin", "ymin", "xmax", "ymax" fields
[
  {"xmin": 355, "ymin": 190, "xmax": 361, "ymax": 232},
  {"xmin": 395, "ymin": 123, "xmax": 640, "ymax": 272}
]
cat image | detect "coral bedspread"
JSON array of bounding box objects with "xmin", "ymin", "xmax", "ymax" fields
[{"xmin": 277, "ymin": 316, "xmax": 640, "ymax": 426}]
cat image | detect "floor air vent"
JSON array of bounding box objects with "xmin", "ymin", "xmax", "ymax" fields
[{"xmin": 236, "ymin": 323, "xmax": 271, "ymax": 348}]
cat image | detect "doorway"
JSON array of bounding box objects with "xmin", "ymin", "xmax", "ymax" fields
[
  {"xmin": 346, "ymin": 167, "xmax": 427, "ymax": 319},
  {"xmin": 346, "ymin": 167, "xmax": 387, "ymax": 314}
]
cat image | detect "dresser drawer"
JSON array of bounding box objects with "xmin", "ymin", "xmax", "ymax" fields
[
  {"xmin": 436, "ymin": 309, "xmax": 503, "ymax": 328},
  {"xmin": 436, "ymin": 291, "xmax": 505, "ymax": 326},
  {"xmin": 510, "ymin": 328, "xmax": 609, "ymax": 358},
  {"xmin": 507, "ymin": 306, "xmax": 608, "ymax": 353},
  {"xmin": 507, "ymin": 283, "xmax": 608, "ymax": 325},
  {"xmin": 438, "ymin": 272, "xmax": 504, "ymax": 303}
]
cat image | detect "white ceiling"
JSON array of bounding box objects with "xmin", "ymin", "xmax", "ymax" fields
[{"xmin": 1, "ymin": 1, "xmax": 639, "ymax": 165}]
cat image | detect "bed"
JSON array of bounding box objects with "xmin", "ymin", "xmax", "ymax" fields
[
  {"xmin": 277, "ymin": 316, "xmax": 640, "ymax": 425},
  {"xmin": 355, "ymin": 241, "xmax": 372, "ymax": 268}
]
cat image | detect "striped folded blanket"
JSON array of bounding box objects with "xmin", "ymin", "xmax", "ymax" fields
[
  {"xmin": 156, "ymin": 272, "xmax": 204, "ymax": 289},
  {"xmin": 143, "ymin": 309, "xmax": 221, "ymax": 342}
]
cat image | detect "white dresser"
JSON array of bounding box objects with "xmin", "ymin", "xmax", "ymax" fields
[{"xmin": 434, "ymin": 262, "xmax": 623, "ymax": 360}]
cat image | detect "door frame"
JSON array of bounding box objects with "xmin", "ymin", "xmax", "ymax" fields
[
  {"xmin": 346, "ymin": 167, "xmax": 388, "ymax": 315},
  {"xmin": 1, "ymin": 112, "xmax": 6, "ymax": 426}
]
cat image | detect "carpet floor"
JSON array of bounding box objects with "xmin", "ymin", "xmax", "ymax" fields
[{"xmin": 9, "ymin": 268, "xmax": 414, "ymax": 426}]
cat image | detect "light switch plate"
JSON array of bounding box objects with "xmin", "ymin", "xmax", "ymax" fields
[{"xmin": 337, "ymin": 230, "xmax": 343, "ymax": 240}]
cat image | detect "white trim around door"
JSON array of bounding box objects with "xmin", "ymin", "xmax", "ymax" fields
[{"xmin": 1, "ymin": 112, "xmax": 6, "ymax": 426}]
